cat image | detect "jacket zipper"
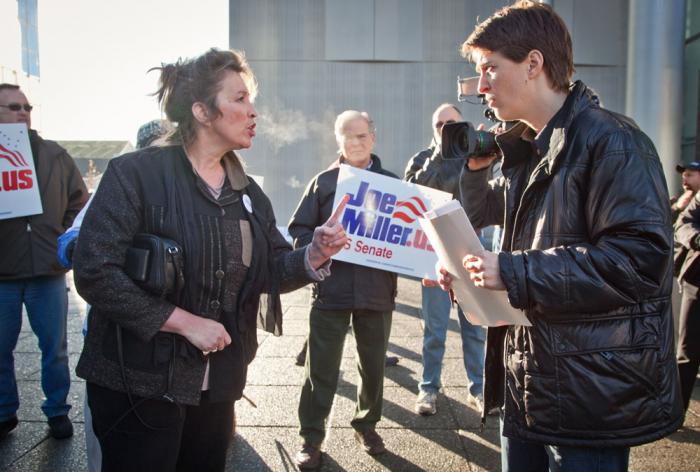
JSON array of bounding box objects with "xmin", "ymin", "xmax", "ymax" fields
[{"xmin": 509, "ymin": 159, "xmax": 549, "ymax": 250}]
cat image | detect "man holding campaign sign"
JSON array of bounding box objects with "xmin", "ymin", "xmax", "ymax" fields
[
  {"xmin": 0, "ymin": 83, "xmax": 88, "ymax": 441},
  {"xmin": 290, "ymin": 110, "xmax": 398, "ymax": 469},
  {"xmin": 291, "ymin": 110, "xmax": 452, "ymax": 469}
]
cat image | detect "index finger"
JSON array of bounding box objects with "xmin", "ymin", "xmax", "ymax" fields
[{"xmin": 328, "ymin": 194, "xmax": 350, "ymax": 225}]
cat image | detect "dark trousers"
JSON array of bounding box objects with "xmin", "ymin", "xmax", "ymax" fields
[
  {"xmin": 87, "ymin": 382, "xmax": 234, "ymax": 472},
  {"xmin": 500, "ymin": 414, "xmax": 629, "ymax": 472},
  {"xmin": 678, "ymin": 281, "xmax": 700, "ymax": 412},
  {"xmin": 298, "ymin": 307, "xmax": 392, "ymax": 446}
]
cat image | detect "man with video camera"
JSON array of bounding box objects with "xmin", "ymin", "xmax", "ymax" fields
[{"xmin": 435, "ymin": 2, "xmax": 683, "ymax": 470}]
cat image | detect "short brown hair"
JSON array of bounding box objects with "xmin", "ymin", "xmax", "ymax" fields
[
  {"xmin": 152, "ymin": 48, "xmax": 257, "ymax": 146},
  {"xmin": 462, "ymin": 1, "xmax": 573, "ymax": 93}
]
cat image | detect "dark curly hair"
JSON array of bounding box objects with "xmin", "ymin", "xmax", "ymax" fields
[{"xmin": 151, "ymin": 48, "xmax": 257, "ymax": 146}]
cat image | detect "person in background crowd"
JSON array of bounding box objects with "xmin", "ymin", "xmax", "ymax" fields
[
  {"xmin": 294, "ymin": 141, "xmax": 401, "ymax": 369},
  {"xmin": 405, "ymin": 103, "xmax": 488, "ymax": 416},
  {"xmin": 72, "ymin": 48, "xmax": 347, "ymax": 472},
  {"xmin": 436, "ymin": 2, "xmax": 683, "ymax": 471},
  {"xmin": 0, "ymin": 83, "xmax": 88, "ymax": 441},
  {"xmin": 290, "ymin": 110, "xmax": 397, "ymax": 470},
  {"xmin": 672, "ymin": 162, "xmax": 700, "ymax": 419},
  {"xmin": 671, "ymin": 161, "xmax": 700, "ymax": 221}
]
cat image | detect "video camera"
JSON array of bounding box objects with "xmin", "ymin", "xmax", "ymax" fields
[
  {"xmin": 441, "ymin": 121, "xmax": 498, "ymax": 160},
  {"xmin": 441, "ymin": 76, "xmax": 501, "ymax": 160}
]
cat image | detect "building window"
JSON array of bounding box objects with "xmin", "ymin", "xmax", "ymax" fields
[{"xmin": 17, "ymin": 0, "xmax": 40, "ymax": 78}]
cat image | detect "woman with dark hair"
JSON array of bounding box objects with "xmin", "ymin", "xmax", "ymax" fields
[{"xmin": 72, "ymin": 48, "xmax": 347, "ymax": 471}]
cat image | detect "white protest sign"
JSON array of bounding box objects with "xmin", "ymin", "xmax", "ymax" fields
[
  {"xmin": 332, "ymin": 164, "xmax": 452, "ymax": 278},
  {"xmin": 0, "ymin": 123, "xmax": 42, "ymax": 220}
]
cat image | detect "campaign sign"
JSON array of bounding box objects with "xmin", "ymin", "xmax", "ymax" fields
[
  {"xmin": 0, "ymin": 123, "xmax": 42, "ymax": 220},
  {"xmin": 333, "ymin": 164, "xmax": 452, "ymax": 277}
]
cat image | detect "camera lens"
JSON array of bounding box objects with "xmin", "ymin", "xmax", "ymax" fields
[{"xmin": 441, "ymin": 121, "xmax": 498, "ymax": 160}]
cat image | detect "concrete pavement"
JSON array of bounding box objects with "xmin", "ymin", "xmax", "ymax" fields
[{"xmin": 0, "ymin": 276, "xmax": 698, "ymax": 471}]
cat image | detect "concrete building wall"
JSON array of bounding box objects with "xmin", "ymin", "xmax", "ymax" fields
[
  {"xmin": 685, "ymin": 1, "xmax": 700, "ymax": 164},
  {"xmin": 230, "ymin": 0, "xmax": 629, "ymax": 222}
]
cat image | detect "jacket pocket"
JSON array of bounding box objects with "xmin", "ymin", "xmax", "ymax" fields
[
  {"xmin": 550, "ymin": 314, "xmax": 662, "ymax": 433},
  {"xmin": 102, "ymin": 321, "xmax": 171, "ymax": 374}
]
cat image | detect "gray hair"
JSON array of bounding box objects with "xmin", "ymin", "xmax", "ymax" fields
[{"xmin": 334, "ymin": 110, "xmax": 375, "ymax": 140}]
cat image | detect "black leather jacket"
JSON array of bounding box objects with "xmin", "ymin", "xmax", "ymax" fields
[
  {"xmin": 460, "ymin": 81, "xmax": 683, "ymax": 447},
  {"xmin": 75, "ymin": 146, "xmax": 310, "ymax": 405}
]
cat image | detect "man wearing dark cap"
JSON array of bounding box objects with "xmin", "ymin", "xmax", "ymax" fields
[
  {"xmin": 673, "ymin": 162, "xmax": 700, "ymax": 420},
  {"xmin": 135, "ymin": 119, "xmax": 173, "ymax": 150},
  {"xmin": 671, "ymin": 161, "xmax": 700, "ymax": 220}
]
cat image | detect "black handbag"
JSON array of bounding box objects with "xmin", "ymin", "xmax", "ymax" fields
[{"xmin": 124, "ymin": 233, "xmax": 185, "ymax": 298}]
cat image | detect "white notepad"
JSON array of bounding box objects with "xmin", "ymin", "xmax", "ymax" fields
[{"xmin": 420, "ymin": 200, "xmax": 531, "ymax": 327}]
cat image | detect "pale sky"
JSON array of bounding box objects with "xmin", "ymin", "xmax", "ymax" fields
[{"xmin": 38, "ymin": 0, "xmax": 229, "ymax": 143}]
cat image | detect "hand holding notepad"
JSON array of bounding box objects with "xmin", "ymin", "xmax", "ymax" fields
[{"xmin": 418, "ymin": 200, "xmax": 531, "ymax": 327}]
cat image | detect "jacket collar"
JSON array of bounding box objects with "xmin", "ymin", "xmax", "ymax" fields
[
  {"xmin": 328, "ymin": 153, "xmax": 384, "ymax": 173},
  {"xmin": 222, "ymin": 151, "xmax": 250, "ymax": 191},
  {"xmin": 497, "ymin": 81, "xmax": 596, "ymax": 180}
]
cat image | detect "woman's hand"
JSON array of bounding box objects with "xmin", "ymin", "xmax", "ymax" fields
[
  {"xmin": 162, "ymin": 307, "xmax": 232, "ymax": 353},
  {"xmin": 422, "ymin": 263, "xmax": 453, "ymax": 291},
  {"xmin": 463, "ymin": 251, "xmax": 505, "ymax": 290},
  {"xmin": 307, "ymin": 194, "xmax": 350, "ymax": 269}
]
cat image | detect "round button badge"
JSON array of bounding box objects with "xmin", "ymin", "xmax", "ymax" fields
[{"xmin": 243, "ymin": 194, "xmax": 253, "ymax": 214}]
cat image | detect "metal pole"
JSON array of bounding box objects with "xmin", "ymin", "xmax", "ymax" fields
[{"xmin": 626, "ymin": 0, "xmax": 686, "ymax": 194}]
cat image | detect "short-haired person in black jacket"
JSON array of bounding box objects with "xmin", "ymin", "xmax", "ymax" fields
[
  {"xmin": 72, "ymin": 49, "xmax": 348, "ymax": 472},
  {"xmin": 291, "ymin": 110, "xmax": 397, "ymax": 470},
  {"xmin": 434, "ymin": 2, "xmax": 683, "ymax": 471}
]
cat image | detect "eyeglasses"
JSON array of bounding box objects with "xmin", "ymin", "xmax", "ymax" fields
[{"xmin": 0, "ymin": 103, "xmax": 33, "ymax": 112}]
